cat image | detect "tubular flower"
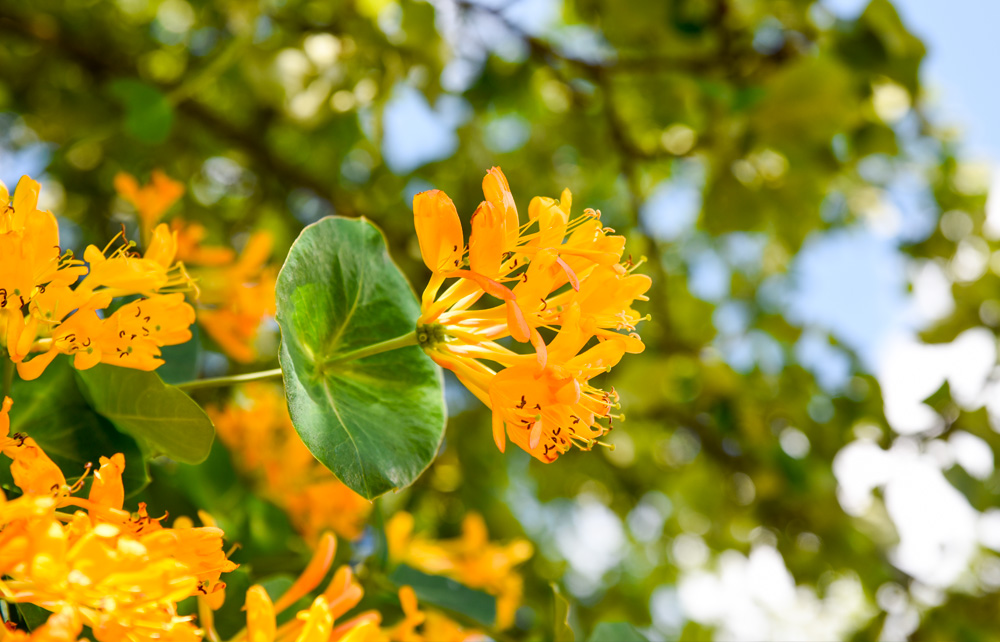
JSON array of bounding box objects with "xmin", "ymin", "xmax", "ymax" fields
[
  {"xmin": 383, "ymin": 586, "xmax": 485, "ymax": 642},
  {"xmin": 1, "ymin": 174, "xmax": 197, "ymax": 381},
  {"xmin": 192, "ymin": 230, "xmax": 277, "ymax": 363},
  {"xmin": 386, "ymin": 512, "xmax": 532, "ymax": 630},
  {"xmin": 241, "ymin": 533, "xmax": 381, "ymax": 642},
  {"xmin": 114, "ymin": 170, "xmax": 185, "ymax": 240},
  {"xmin": 0, "ymin": 400, "xmax": 237, "ymax": 642},
  {"xmin": 208, "ymin": 384, "xmax": 371, "ymax": 542},
  {"xmin": 413, "ymin": 168, "xmax": 649, "ymax": 462}
]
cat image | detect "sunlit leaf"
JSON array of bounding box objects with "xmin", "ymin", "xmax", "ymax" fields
[
  {"xmin": 76, "ymin": 365, "xmax": 214, "ymax": 464},
  {"xmin": 276, "ymin": 216, "xmax": 445, "ymax": 499},
  {"xmin": 2, "ymin": 357, "xmax": 148, "ymax": 494}
]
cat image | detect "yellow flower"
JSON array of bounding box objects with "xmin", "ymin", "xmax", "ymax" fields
[
  {"xmin": 1, "ymin": 175, "xmax": 198, "ymax": 381},
  {"xmin": 386, "ymin": 511, "xmax": 532, "ymax": 630},
  {"xmin": 0, "ymin": 401, "xmax": 237, "ymax": 642},
  {"xmin": 161, "ymin": 217, "xmax": 276, "ymax": 363},
  {"xmin": 194, "ymin": 231, "xmax": 276, "ymax": 363},
  {"xmin": 114, "ymin": 170, "xmax": 185, "ymax": 240},
  {"xmin": 209, "ymin": 384, "xmax": 372, "ymax": 542},
  {"xmin": 241, "ymin": 533, "xmax": 380, "ymax": 642},
  {"xmin": 384, "ymin": 586, "xmax": 485, "ymax": 642},
  {"xmin": 414, "ymin": 168, "xmax": 649, "ymax": 462},
  {"xmin": 17, "ymin": 292, "xmax": 196, "ymax": 380},
  {"xmin": 77, "ymin": 223, "xmax": 193, "ymax": 298}
]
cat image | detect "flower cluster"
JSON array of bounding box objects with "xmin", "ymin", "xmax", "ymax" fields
[
  {"xmin": 387, "ymin": 512, "xmax": 532, "ymax": 630},
  {"xmin": 413, "ymin": 168, "xmax": 649, "ymax": 462},
  {"xmin": 208, "ymin": 383, "xmax": 371, "ymax": 542},
  {"xmin": 241, "ymin": 533, "xmax": 484, "ymax": 642},
  {"xmin": 0, "ymin": 397, "xmax": 237, "ymax": 642},
  {"xmin": 115, "ymin": 172, "xmax": 277, "ymax": 364},
  {"xmin": 0, "ymin": 175, "xmax": 197, "ymax": 381}
]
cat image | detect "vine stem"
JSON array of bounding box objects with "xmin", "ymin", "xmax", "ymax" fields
[
  {"xmin": 174, "ymin": 330, "xmax": 419, "ymax": 392},
  {"xmin": 2, "ymin": 353, "xmax": 14, "ymax": 400},
  {"xmin": 322, "ymin": 330, "xmax": 419, "ymax": 366},
  {"xmin": 175, "ymin": 368, "xmax": 283, "ymax": 392}
]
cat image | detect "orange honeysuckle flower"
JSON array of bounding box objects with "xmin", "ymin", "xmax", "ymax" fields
[
  {"xmin": 241, "ymin": 533, "xmax": 377, "ymax": 642},
  {"xmin": 413, "ymin": 167, "xmax": 649, "ymax": 462},
  {"xmin": 174, "ymin": 225, "xmax": 276, "ymax": 363},
  {"xmin": 384, "ymin": 586, "xmax": 485, "ymax": 642},
  {"xmin": 172, "ymin": 220, "xmax": 237, "ymax": 267},
  {"xmin": 17, "ymin": 292, "xmax": 196, "ymax": 380},
  {"xmin": 0, "ymin": 177, "xmax": 86, "ymax": 307},
  {"xmin": 77, "ymin": 223, "xmax": 194, "ymax": 299},
  {"xmin": 0, "ymin": 403, "xmax": 236, "ymax": 642},
  {"xmin": 1, "ymin": 176, "xmax": 198, "ymax": 382},
  {"xmin": 114, "ymin": 170, "xmax": 185, "ymax": 239},
  {"xmin": 209, "ymin": 383, "xmax": 372, "ymax": 542},
  {"xmin": 386, "ymin": 511, "xmax": 532, "ymax": 630}
]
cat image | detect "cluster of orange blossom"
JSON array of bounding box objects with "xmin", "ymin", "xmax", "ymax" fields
[
  {"xmin": 413, "ymin": 167, "xmax": 649, "ymax": 463},
  {"xmin": 208, "ymin": 383, "xmax": 371, "ymax": 543},
  {"xmin": 115, "ymin": 172, "xmax": 277, "ymax": 364},
  {"xmin": 242, "ymin": 533, "xmax": 485, "ymax": 642},
  {"xmin": 0, "ymin": 176, "xmax": 196, "ymax": 381},
  {"xmin": 387, "ymin": 512, "xmax": 532, "ymax": 630},
  {"xmin": 0, "ymin": 397, "xmax": 236, "ymax": 641},
  {"xmin": 1, "ymin": 395, "xmax": 481, "ymax": 642}
]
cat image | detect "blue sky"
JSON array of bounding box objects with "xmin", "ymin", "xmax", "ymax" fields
[{"xmin": 826, "ymin": 0, "xmax": 1000, "ymax": 159}]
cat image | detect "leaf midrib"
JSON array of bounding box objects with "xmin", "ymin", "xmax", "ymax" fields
[{"xmin": 319, "ymin": 376, "xmax": 373, "ymax": 498}]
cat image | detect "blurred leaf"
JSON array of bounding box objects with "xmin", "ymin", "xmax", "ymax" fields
[
  {"xmin": 155, "ymin": 442, "xmax": 300, "ymax": 559},
  {"xmin": 156, "ymin": 324, "xmax": 202, "ymax": 385},
  {"xmin": 588, "ymin": 622, "xmax": 648, "ymax": 642},
  {"xmin": 211, "ymin": 568, "xmax": 252, "ymax": 638},
  {"xmin": 14, "ymin": 603, "xmax": 51, "ymax": 630},
  {"xmin": 2, "ymin": 357, "xmax": 148, "ymax": 494},
  {"xmin": 109, "ymin": 79, "xmax": 174, "ymax": 144},
  {"xmin": 276, "ymin": 216, "xmax": 445, "ymax": 499},
  {"xmin": 389, "ymin": 564, "xmax": 496, "ymax": 627},
  {"xmin": 76, "ymin": 366, "xmax": 214, "ymax": 464},
  {"xmin": 921, "ymin": 380, "xmax": 953, "ymax": 416},
  {"xmin": 553, "ymin": 583, "xmax": 575, "ymax": 642},
  {"xmin": 257, "ymin": 575, "xmax": 312, "ymax": 625}
]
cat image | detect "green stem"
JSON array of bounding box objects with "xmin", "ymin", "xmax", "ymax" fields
[
  {"xmin": 2, "ymin": 354, "xmax": 14, "ymax": 400},
  {"xmin": 175, "ymin": 368, "xmax": 283, "ymax": 392},
  {"xmin": 322, "ymin": 330, "xmax": 419, "ymax": 366},
  {"xmin": 175, "ymin": 330, "xmax": 420, "ymax": 391}
]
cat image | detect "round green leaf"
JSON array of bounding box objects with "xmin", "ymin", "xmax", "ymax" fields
[
  {"xmin": 76, "ymin": 365, "xmax": 215, "ymax": 464},
  {"xmin": 276, "ymin": 216, "xmax": 445, "ymax": 500}
]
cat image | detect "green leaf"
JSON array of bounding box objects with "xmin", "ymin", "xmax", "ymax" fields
[
  {"xmin": 109, "ymin": 79, "xmax": 174, "ymax": 144},
  {"xmin": 553, "ymin": 583, "xmax": 575, "ymax": 642},
  {"xmin": 156, "ymin": 323, "xmax": 202, "ymax": 385},
  {"xmin": 587, "ymin": 622, "xmax": 648, "ymax": 642},
  {"xmin": 2, "ymin": 357, "xmax": 148, "ymax": 494},
  {"xmin": 15, "ymin": 602, "xmax": 53, "ymax": 631},
  {"xmin": 389, "ymin": 564, "xmax": 497, "ymax": 627},
  {"xmin": 275, "ymin": 216, "xmax": 445, "ymax": 499},
  {"xmin": 76, "ymin": 365, "xmax": 215, "ymax": 464}
]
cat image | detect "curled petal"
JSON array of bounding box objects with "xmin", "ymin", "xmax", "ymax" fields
[
  {"xmin": 492, "ymin": 412, "xmax": 507, "ymax": 453},
  {"xmin": 505, "ymin": 299, "xmax": 531, "ymax": 343},
  {"xmin": 413, "ymin": 190, "xmax": 464, "ymax": 273}
]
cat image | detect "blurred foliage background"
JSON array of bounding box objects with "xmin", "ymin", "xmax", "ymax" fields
[{"xmin": 2, "ymin": 0, "xmax": 999, "ymax": 639}]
